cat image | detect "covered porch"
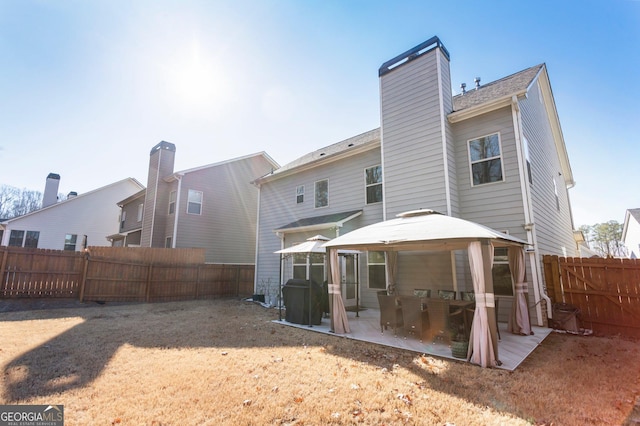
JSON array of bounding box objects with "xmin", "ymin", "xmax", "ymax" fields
[{"xmin": 273, "ymin": 308, "xmax": 551, "ymax": 371}]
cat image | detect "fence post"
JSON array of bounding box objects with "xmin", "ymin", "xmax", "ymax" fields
[
  {"xmin": 549, "ymin": 256, "xmax": 563, "ymax": 304},
  {"xmin": 235, "ymin": 266, "xmax": 241, "ymax": 297},
  {"xmin": 195, "ymin": 265, "xmax": 201, "ymax": 299},
  {"xmin": 79, "ymin": 252, "xmax": 90, "ymax": 302},
  {"xmin": 0, "ymin": 248, "xmax": 8, "ymax": 296},
  {"xmin": 145, "ymin": 263, "xmax": 153, "ymax": 302}
]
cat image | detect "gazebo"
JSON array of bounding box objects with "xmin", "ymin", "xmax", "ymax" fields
[{"xmin": 323, "ymin": 209, "xmax": 532, "ymax": 368}]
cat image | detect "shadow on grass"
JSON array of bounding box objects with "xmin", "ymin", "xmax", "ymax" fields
[
  {"xmin": 2, "ymin": 298, "xmax": 260, "ymax": 401},
  {"xmin": 2, "ymin": 298, "xmax": 629, "ymax": 425}
]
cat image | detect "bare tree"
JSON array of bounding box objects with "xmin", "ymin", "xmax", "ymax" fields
[
  {"xmin": 0, "ymin": 185, "xmax": 42, "ymax": 219},
  {"xmin": 580, "ymin": 221, "xmax": 627, "ymax": 258},
  {"xmin": 0, "ymin": 185, "xmax": 19, "ymax": 218}
]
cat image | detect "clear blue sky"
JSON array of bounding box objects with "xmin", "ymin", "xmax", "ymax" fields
[{"xmin": 1, "ymin": 0, "xmax": 638, "ymax": 227}]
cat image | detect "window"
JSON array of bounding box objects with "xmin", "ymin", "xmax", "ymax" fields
[
  {"xmin": 493, "ymin": 247, "xmax": 513, "ymax": 296},
  {"xmin": 523, "ymin": 136, "xmax": 533, "ymax": 185},
  {"xmin": 314, "ymin": 179, "xmax": 328, "ymax": 208},
  {"xmin": 296, "ymin": 185, "xmax": 304, "ymax": 204},
  {"xmin": 365, "ymin": 165, "xmax": 383, "ymax": 204},
  {"xmin": 24, "ymin": 231, "xmax": 39, "ymax": 248},
  {"xmin": 137, "ymin": 203, "xmax": 144, "ymax": 222},
  {"xmin": 468, "ymin": 133, "xmax": 503, "ymax": 185},
  {"xmin": 64, "ymin": 234, "xmax": 77, "ymax": 251},
  {"xmin": 165, "ymin": 236, "xmax": 172, "ymax": 248},
  {"xmin": 120, "ymin": 210, "xmax": 126, "ymax": 229},
  {"xmin": 553, "ymin": 177, "xmax": 560, "ymax": 211},
  {"xmin": 368, "ymin": 251, "xmax": 386, "ymax": 290},
  {"xmin": 8, "ymin": 230, "xmax": 24, "ymax": 247},
  {"xmin": 187, "ymin": 190, "xmax": 203, "ymax": 215},
  {"xmin": 168, "ymin": 191, "xmax": 176, "ymax": 214},
  {"xmin": 293, "ymin": 252, "xmax": 325, "ymax": 285}
]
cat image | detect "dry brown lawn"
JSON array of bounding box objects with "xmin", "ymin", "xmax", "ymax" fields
[{"xmin": 1, "ymin": 299, "xmax": 638, "ymax": 425}]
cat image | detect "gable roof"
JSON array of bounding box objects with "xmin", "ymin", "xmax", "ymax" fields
[
  {"xmin": 622, "ymin": 208, "xmax": 640, "ymax": 241},
  {"xmin": 1, "ymin": 178, "xmax": 144, "ymax": 225},
  {"xmin": 452, "ymin": 64, "xmax": 544, "ymax": 112},
  {"xmin": 275, "ymin": 210, "xmax": 363, "ymax": 233},
  {"xmin": 165, "ymin": 151, "xmax": 280, "ymax": 182},
  {"xmin": 253, "ymin": 129, "xmax": 380, "ymax": 185}
]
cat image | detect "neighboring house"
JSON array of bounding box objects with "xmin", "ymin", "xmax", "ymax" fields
[
  {"xmin": 0, "ymin": 176, "xmax": 144, "ymax": 251},
  {"xmin": 112, "ymin": 141, "xmax": 279, "ymax": 264},
  {"xmin": 622, "ymin": 208, "xmax": 640, "ymax": 259},
  {"xmin": 253, "ymin": 36, "xmax": 577, "ymax": 326}
]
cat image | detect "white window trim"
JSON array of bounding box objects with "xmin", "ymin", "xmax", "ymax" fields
[
  {"xmin": 187, "ymin": 189, "xmax": 203, "ymax": 215},
  {"xmin": 296, "ymin": 185, "xmax": 304, "ymax": 204},
  {"xmin": 467, "ymin": 132, "xmax": 505, "ymax": 187},
  {"xmin": 137, "ymin": 203, "xmax": 144, "ymax": 222},
  {"xmin": 168, "ymin": 190, "xmax": 176, "ymax": 215},
  {"xmin": 364, "ymin": 165, "xmax": 383, "ymax": 205},
  {"xmin": 314, "ymin": 179, "xmax": 329, "ymax": 209},
  {"xmin": 367, "ymin": 251, "xmax": 386, "ymax": 290}
]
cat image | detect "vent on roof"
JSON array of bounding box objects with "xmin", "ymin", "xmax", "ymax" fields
[
  {"xmin": 474, "ymin": 77, "xmax": 481, "ymax": 90},
  {"xmin": 460, "ymin": 83, "xmax": 466, "ymax": 94}
]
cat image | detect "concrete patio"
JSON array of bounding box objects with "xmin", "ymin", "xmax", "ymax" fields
[{"xmin": 274, "ymin": 307, "xmax": 552, "ymax": 371}]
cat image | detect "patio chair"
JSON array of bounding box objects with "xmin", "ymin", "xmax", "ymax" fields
[
  {"xmin": 437, "ymin": 289, "xmax": 456, "ymax": 300},
  {"xmin": 425, "ymin": 298, "xmax": 463, "ymax": 344},
  {"xmin": 377, "ymin": 293, "xmax": 403, "ymax": 335},
  {"xmin": 460, "ymin": 291, "xmax": 475, "ymax": 302},
  {"xmin": 413, "ymin": 288, "xmax": 431, "ymax": 298},
  {"xmin": 399, "ymin": 296, "xmax": 430, "ymax": 341}
]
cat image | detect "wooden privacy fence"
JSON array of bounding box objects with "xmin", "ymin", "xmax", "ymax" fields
[
  {"xmin": 543, "ymin": 255, "xmax": 640, "ymax": 338},
  {"xmin": 0, "ymin": 246, "xmax": 255, "ymax": 302}
]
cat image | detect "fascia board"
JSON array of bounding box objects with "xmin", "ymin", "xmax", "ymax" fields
[
  {"xmin": 255, "ymin": 142, "xmax": 380, "ymax": 185},
  {"xmin": 537, "ymin": 68, "xmax": 575, "ymax": 188},
  {"xmin": 447, "ymin": 93, "xmax": 525, "ymax": 123}
]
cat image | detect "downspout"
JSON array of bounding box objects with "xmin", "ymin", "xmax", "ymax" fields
[
  {"xmin": 253, "ymin": 183, "xmax": 262, "ymax": 294},
  {"xmin": 511, "ymin": 95, "xmax": 551, "ymax": 325},
  {"xmin": 172, "ymin": 174, "xmax": 183, "ymax": 248}
]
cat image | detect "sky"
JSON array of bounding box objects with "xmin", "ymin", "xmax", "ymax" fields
[{"xmin": 1, "ymin": 0, "xmax": 638, "ymax": 227}]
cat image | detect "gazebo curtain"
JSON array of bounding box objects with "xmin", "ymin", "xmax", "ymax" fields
[
  {"xmin": 385, "ymin": 251, "xmax": 398, "ymax": 295},
  {"xmin": 467, "ymin": 241, "xmax": 498, "ymax": 368},
  {"xmin": 328, "ymin": 248, "xmax": 350, "ymax": 334},
  {"xmin": 507, "ymin": 246, "xmax": 533, "ymax": 335}
]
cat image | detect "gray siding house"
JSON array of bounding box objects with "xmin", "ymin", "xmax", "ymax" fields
[
  {"xmin": 2, "ymin": 176, "xmax": 144, "ymax": 251},
  {"xmin": 114, "ymin": 141, "xmax": 279, "ymax": 264},
  {"xmin": 253, "ymin": 37, "xmax": 577, "ymax": 326}
]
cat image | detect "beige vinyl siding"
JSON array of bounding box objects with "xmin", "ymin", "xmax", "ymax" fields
[
  {"xmin": 174, "ymin": 156, "xmax": 272, "ymax": 263},
  {"xmin": 519, "ymin": 81, "xmax": 577, "ymax": 256},
  {"xmin": 255, "ymin": 147, "xmax": 384, "ymax": 306},
  {"xmin": 453, "ymin": 106, "xmax": 527, "ymax": 235},
  {"xmin": 120, "ymin": 196, "xmax": 144, "ymax": 233},
  {"xmin": 2, "ymin": 179, "xmax": 142, "ymax": 250},
  {"xmin": 380, "ymin": 47, "xmax": 450, "ymax": 217},
  {"xmin": 395, "ymin": 251, "xmax": 453, "ymax": 296},
  {"xmin": 141, "ymin": 145, "xmax": 175, "ymax": 247}
]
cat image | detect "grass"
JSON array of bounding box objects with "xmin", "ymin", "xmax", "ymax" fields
[{"xmin": 0, "ymin": 298, "xmax": 638, "ymax": 425}]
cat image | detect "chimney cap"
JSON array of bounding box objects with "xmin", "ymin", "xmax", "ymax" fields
[
  {"xmin": 47, "ymin": 173, "xmax": 60, "ymax": 180},
  {"xmin": 150, "ymin": 141, "xmax": 176, "ymax": 155}
]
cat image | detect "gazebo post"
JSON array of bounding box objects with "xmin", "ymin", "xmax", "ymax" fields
[{"xmin": 482, "ymin": 239, "xmax": 500, "ymax": 363}]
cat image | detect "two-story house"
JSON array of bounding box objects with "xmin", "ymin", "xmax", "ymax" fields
[
  {"xmin": 253, "ymin": 36, "xmax": 577, "ymax": 327},
  {"xmin": 113, "ymin": 141, "xmax": 279, "ymax": 264},
  {"xmin": 1, "ymin": 174, "xmax": 144, "ymax": 250}
]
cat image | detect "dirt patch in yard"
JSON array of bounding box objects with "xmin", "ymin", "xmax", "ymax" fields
[{"xmin": 1, "ymin": 298, "xmax": 638, "ymax": 425}]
